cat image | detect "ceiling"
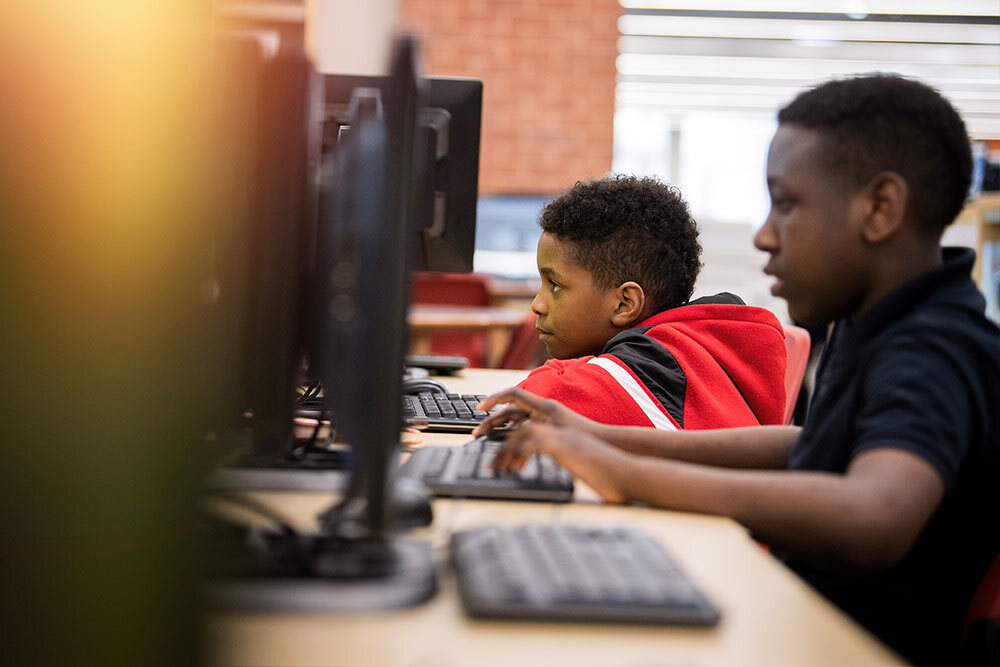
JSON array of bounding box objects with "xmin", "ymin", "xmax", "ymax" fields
[{"xmin": 616, "ymin": 1, "xmax": 1000, "ymax": 138}]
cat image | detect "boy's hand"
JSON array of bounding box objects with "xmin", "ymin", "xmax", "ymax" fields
[
  {"xmin": 472, "ymin": 387, "xmax": 592, "ymax": 436},
  {"xmin": 490, "ymin": 421, "xmax": 628, "ymax": 504},
  {"xmin": 489, "ymin": 421, "xmax": 553, "ymax": 472}
]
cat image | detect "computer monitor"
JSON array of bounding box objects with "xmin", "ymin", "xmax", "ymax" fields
[
  {"xmin": 313, "ymin": 85, "xmax": 412, "ymax": 542},
  {"xmin": 213, "ymin": 69, "xmax": 482, "ymax": 475},
  {"xmin": 205, "ymin": 34, "xmax": 438, "ymax": 611},
  {"xmin": 323, "ymin": 74, "xmax": 482, "ymax": 273},
  {"xmin": 203, "ymin": 29, "xmax": 322, "ymax": 465}
]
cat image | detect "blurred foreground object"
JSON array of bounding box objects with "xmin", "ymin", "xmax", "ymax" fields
[{"xmin": 0, "ymin": 4, "xmax": 221, "ymax": 664}]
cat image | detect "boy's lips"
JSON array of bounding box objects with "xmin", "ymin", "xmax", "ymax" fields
[
  {"xmin": 763, "ymin": 266, "xmax": 784, "ymax": 296},
  {"xmin": 536, "ymin": 327, "xmax": 553, "ymax": 339},
  {"xmin": 769, "ymin": 277, "xmax": 784, "ymax": 297}
]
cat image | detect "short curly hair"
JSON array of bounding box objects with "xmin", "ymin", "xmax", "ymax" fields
[
  {"xmin": 539, "ymin": 175, "xmax": 702, "ymax": 313},
  {"xmin": 778, "ymin": 74, "xmax": 972, "ymax": 237}
]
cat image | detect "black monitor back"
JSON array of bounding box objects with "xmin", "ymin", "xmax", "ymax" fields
[
  {"xmin": 201, "ymin": 34, "xmax": 439, "ymax": 611},
  {"xmin": 323, "ymin": 75, "xmax": 482, "ymax": 273},
  {"xmin": 204, "ymin": 32, "xmax": 322, "ymax": 461},
  {"xmin": 315, "ymin": 40, "xmax": 422, "ymax": 537}
]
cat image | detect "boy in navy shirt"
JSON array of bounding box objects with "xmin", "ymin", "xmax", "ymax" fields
[{"xmin": 476, "ymin": 74, "xmax": 1000, "ymax": 665}]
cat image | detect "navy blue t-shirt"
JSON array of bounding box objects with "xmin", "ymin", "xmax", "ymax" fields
[{"xmin": 782, "ymin": 247, "xmax": 1000, "ymax": 665}]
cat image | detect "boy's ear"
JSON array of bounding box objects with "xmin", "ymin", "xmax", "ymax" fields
[
  {"xmin": 610, "ymin": 281, "xmax": 646, "ymax": 327},
  {"xmin": 860, "ymin": 171, "xmax": 908, "ymax": 244}
]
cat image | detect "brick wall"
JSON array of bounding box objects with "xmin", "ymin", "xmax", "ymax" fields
[{"xmin": 401, "ymin": 0, "xmax": 621, "ymax": 196}]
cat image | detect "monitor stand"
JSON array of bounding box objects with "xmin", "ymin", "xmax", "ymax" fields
[
  {"xmin": 205, "ymin": 534, "xmax": 437, "ymax": 612},
  {"xmin": 209, "ymin": 433, "xmax": 353, "ymax": 492},
  {"xmin": 203, "ymin": 464, "xmax": 438, "ymax": 612}
]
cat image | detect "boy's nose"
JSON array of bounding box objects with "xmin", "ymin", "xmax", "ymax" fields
[
  {"xmin": 530, "ymin": 290, "xmax": 547, "ymax": 315},
  {"xmin": 753, "ymin": 217, "xmax": 777, "ymax": 253}
]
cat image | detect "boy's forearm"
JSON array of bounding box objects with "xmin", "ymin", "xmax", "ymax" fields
[
  {"xmin": 619, "ymin": 459, "xmax": 855, "ymax": 565},
  {"xmin": 515, "ymin": 425, "xmax": 941, "ymax": 572},
  {"xmin": 614, "ymin": 451, "xmax": 942, "ymax": 571},
  {"xmin": 589, "ymin": 423, "xmax": 799, "ymax": 470}
]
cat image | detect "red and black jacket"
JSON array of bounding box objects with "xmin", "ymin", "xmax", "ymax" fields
[{"xmin": 518, "ymin": 293, "xmax": 787, "ymax": 429}]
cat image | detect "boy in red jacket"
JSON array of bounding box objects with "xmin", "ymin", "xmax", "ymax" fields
[{"xmin": 518, "ymin": 175, "xmax": 787, "ymax": 429}]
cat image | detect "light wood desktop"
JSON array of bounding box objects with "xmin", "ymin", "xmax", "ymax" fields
[{"xmin": 205, "ymin": 369, "xmax": 902, "ymax": 667}]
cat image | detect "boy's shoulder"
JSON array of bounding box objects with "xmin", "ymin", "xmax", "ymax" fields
[
  {"xmin": 637, "ymin": 292, "xmax": 782, "ymax": 332},
  {"xmin": 686, "ymin": 292, "xmax": 745, "ymax": 307},
  {"xmin": 858, "ymin": 247, "xmax": 998, "ymax": 353}
]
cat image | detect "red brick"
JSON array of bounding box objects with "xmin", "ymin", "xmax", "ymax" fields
[{"xmin": 402, "ymin": 0, "xmax": 619, "ymax": 195}]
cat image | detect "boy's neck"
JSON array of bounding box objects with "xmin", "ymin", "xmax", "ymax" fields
[{"xmin": 851, "ymin": 237, "xmax": 943, "ymax": 322}]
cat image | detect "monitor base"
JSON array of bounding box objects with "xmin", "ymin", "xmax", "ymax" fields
[{"xmin": 206, "ymin": 535, "xmax": 437, "ymax": 612}]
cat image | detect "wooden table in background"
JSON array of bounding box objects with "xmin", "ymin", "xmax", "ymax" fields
[
  {"xmin": 408, "ymin": 304, "xmax": 530, "ymax": 367},
  {"xmin": 486, "ymin": 276, "xmax": 540, "ymax": 309}
]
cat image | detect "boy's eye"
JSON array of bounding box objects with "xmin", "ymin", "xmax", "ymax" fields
[
  {"xmin": 549, "ymin": 281, "xmax": 563, "ymax": 293},
  {"xmin": 770, "ymin": 198, "xmax": 793, "ymax": 214}
]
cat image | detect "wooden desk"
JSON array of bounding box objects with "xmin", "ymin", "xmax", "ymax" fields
[
  {"xmin": 205, "ymin": 369, "xmax": 902, "ymax": 667},
  {"xmin": 408, "ymin": 305, "xmax": 530, "ymax": 368},
  {"xmin": 420, "ymin": 367, "xmax": 527, "ymax": 396}
]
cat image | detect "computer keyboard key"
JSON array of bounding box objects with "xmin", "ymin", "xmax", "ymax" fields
[
  {"xmin": 517, "ymin": 456, "xmax": 540, "ymax": 480},
  {"xmin": 475, "ymin": 457, "xmax": 497, "ymax": 479},
  {"xmin": 537, "ymin": 456, "xmax": 557, "ymax": 482},
  {"xmin": 418, "ymin": 446, "xmax": 452, "ymax": 480},
  {"xmin": 455, "ymin": 443, "xmax": 482, "ymax": 479}
]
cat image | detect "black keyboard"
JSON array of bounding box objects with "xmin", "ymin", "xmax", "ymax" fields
[
  {"xmin": 402, "ymin": 391, "xmax": 499, "ymax": 432},
  {"xmin": 400, "ymin": 435, "xmax": 574, "ymax": 502},
  {"xmin": 451, "ymin": 524, "xmax": 721, "ymax": 626}
]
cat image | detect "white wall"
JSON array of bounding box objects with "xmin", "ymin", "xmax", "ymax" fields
[{"xmin": 306, "ymin": 0, "xmax": 399, "ymax": 74}]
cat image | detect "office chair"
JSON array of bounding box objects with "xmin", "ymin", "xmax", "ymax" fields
[
  {"xmin": 781, "ymin": 324, "xmax": 811, "ymax": 425},
  {"xmin": 411, "ymin": 271, "xmax": 492, "ymax": 366},
  {"xmin": 412, "ymin": 271, "xmax": 492, "ymax": 305},
  {"xmin": 964, "ymin": 552, "xmax": 1000, "ymax": 665},
  {"xmin": 500, "ymin": 312, "xmax": 545, "ymax": 370}
]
